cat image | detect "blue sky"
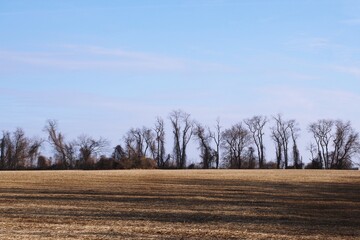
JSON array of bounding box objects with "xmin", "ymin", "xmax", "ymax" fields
[{"xmin": 1, "ymin": 0, "xmax": 360, "ymax": 163}]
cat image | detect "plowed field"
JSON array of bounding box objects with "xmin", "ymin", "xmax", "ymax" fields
[{"xmin": 0, "ymin": 170, "xmax": 359, "ymax": 239}]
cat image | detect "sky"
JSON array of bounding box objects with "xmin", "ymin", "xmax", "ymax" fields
[{"xmin": 1, "ymin": 0, "xmax": 360, "ymax": 164}]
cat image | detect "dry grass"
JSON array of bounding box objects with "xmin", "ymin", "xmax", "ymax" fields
[{"xmin": 0, "ymin": 170, "xmax": 359, "ymax": 239}]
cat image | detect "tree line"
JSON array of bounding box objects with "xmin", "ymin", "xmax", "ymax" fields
[{"xmin": 1, "ymin": 110, "xmax": 359, "ymax": 170}]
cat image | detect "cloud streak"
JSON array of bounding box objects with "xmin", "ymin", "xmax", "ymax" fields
[
  {"xmin": 0, "ymin": 48, "xmax": 185, "ymax": 72},
  {"xmin": 261, "ymin": 85, "xmax": 360, "ymax": 121},
  {"xmin": 334, "ymin": 66, "xmax": 360, "ymax": 77},
  {"xmin": 341, "ymin": 18, "xmax": 360, "ymax": 25},
  {"xmin": 285, "ymin": 36, "xmax": 344, "ymax": 51},
  {"xmin": 0, "ymin": 45, "xmax": 236, "ymax": 73}
]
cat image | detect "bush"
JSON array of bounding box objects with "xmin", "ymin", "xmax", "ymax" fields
[
  {"xmin": 305, "ymin": 159, "xmax": 323, "ymax": 169},
  {"xmin": 139, "ymin": 158, "xmax": 157, "ymax": 169},
  {"xmin": 96, "ymin": 157, "xmax": 119, "ymax": 169},
  {"xmin": 263, "ymin": 161, "xmax": 277, "ymax": 169},
  {"xmin": 37, "ymin": 155, "xmax": 50, "ymax": 169}
]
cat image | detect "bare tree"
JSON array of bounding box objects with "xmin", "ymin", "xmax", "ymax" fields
[
  {"xmin": 28, "ymin": 138, "xmax": 43, "ymax": 168},
  {"xmin": 1, "ymin": 131, "xmax": 14, "ymax": 169},
  {"xmin": 169, "ymin": 110, "xmax": 193, "ymax": 168},
  {"xmin": 222, "ymin": 123, "xmax": 252, "ymax": 169},
  {"xmin": 122, "ymin": 126, "xmax": 157, "ymax": 168},
  {"xmin": 142, "ymin": 126, "xmax": 156, "ymax": 159},
  {"xmin": 0, "ymin": 132, "xmax": 7, "ymax": 169},
  {"xmin": 308, "ymin": 119, "xmax": 334, "ymax": 169},
  {"xmin": 44, "ymin": 120, "xmax": 75, "ymax": 169},
  {"xmin": 9, "ymin": 128, "xmax": 32, "ymax": 169},
  {"xmin": 154, "ymin": 117, "xmax": 166, "ymax": 168},
  {"xmin": 332, "ymin": 120, "xmax": 360, "ymax": 169},
  {"xmin": 194, "ymin": 123, "xmax": 214, "ymax": 169},
  {"xmin": 113, "ymin": 144, "xmax": 126, "ymax": 161},
  {"xmin": 131, "ymin": 128, "xmax": 144, "ymax": 158},
  {"xmin": 246, "ymin": 146, "xmax": 256, "ymax": 169},
  {"xmin": 76, "ymin": 134, "xmax": 109, "ymax": 168},
  {"xmin": 271, "ymin": 127, "xmax": 283, "ymax": 169},
  {"xmin": 289, "ymin": 120, "xmax": 301, "ymax": 168},
  {"xmin": 306, "ymin": 142, "xmax": 323, "ymax": 169},
  {"xmin": 308, "ymin": 119, "xmax": 360, "ymax": 169},
  {"xmin": 271, "ymin": 114, "xmax": 293, "ymax": 168},
  {"xmin": 65, "ymin": 143, "xmax": 77, "ymax": 169},
  {"xmin": 112, "ymin": 144, "xmax": 131, "ymax": 169},
  {"xmin": 123, "ymin": 128, "xmax": 137, "ymax": 160},
  {"xmin": 0, "ymin": 129, "xmax": 42, "ymax": 169},
  {"xmin": 124, "ymin": 127, "xmax": 155, "ymax": 159},
  {"xmin": 209, "ymin": 118, "xmax": 222, "ymax": 169},
  {"xmin": 244, "ymin": 116, "xmax": 267, "ymax": 168}
]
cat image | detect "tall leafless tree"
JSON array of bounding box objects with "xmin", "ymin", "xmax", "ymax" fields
[
  {"xmin": 308, "ymin": 119, "xmax": 360, "ymax": 169},
  {"xmin": 10, "ymin": 129, "xmax": 23, "ymax": 168},
  {"xmin": 44, "ymin": 120, "xmax": 75, "ymax": 169},
  {"xmin": 244, "ymin": 115, "xmax": 268, "ymax": 168},
  {"xmin": 0, "ymin": 129, "xmax": 42, "ymax": 169},
  {"xmin": 0, "ymin": 132, "xmax": 7, "ymax": 169},
  {"xmin": 123, "ymin": 128, "xmax": 137, "ymax": 160},
  {"xmin": 76, "ymin": 134, "xmax": 109, "ymax": 168},
  {"xmin": 28, "ymin": 138, "xmax": 43, "ymax": 168},
  {"xmin": 308, "ymin": 119, "xmax": 333, "ymax": 169},
  {"xmin": 113, "ymin": 144, "xmax": 126, "ymax": 161},
  {"xmin": 271, "ymin": 127, "xmax": 283, "ymax": 169},
  {"xmin": 289, "ymin": 120, "xmax": 301, "ymax": 168},
  {"xmin": 209, "ymin": 118, "xmax": 222, "ymax": 169},
  {"xmin": 154, "ymin": 117, "xmax": 166, "ymax": 168},
  {"xmin": 142, "ymin": 126, "xmax": 156, "ymax": 160},
  {"xmin": 122, "ymin": 126, "xmax": 157, "ymax": 168},
  {"xmin": 271, "ymin": 114, "xmax": 293, "ymax": 168},
  {"xmin": 221, "ymin": 123, "xmax": 252, "ymax": 169},
  {"xmin": 1, "ymin": 131, "xmax": 13, "ymax": 169},
  {"xmin": 169, "ymin": 110, "xmax": 193, "ymax": 168},
  {"xmin": 194, "ymin": 123, "xmax": 214, "ymax": 169},
  {"xmin": 124, "ymin": 127, "xmax": 155, "ymax": 159},
  {"xmin": 332, "ymin": 120, "xmax": 360, "ymax": 169},
  {"xmin": 246, "ymin": 146, "xmax": 256, "ymax": 169},
  {"xmin": 131, "ymin": 128, "xmax": 144, "ymax": 158}
]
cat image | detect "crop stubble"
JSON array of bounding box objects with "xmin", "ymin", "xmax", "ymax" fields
[{"xmin": 0, "ymin": 170, "xmax": 359, "ymax": 239}]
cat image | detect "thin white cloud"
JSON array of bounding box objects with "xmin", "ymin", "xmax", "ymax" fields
[
  {"xmin": 0, "ymin": 48, "xmax": 186, "ymax": 72},
  {"xmin": 341, "ymin": 18, "xmax": 360, "ymax": 25},
  {"xmin": 62, "ymin": 45, "xmax": 177, "ymax": 62},
  {"xmin": 279, "ymin": 71, "xmax": 322, "ymax": 81},
  {"xmin": 334, "ymin": 66, "xmax": 360, "ymax": 77},
  {"xmin": 0, "ymin": 1, "xmax": 244, "ymax": 16},
  {"xmin": 307, "ymin": 38, "xmax": 331, "ymax": 49},
  {"xmin": 285, "ymin": 36, "xmax": 342, "ymax": 51},
  {"xmin": 0, "ymin": 45, "xmax": 236, "ymax": 73},
  {"xmin": 261, "ymin": 86, "xmax": 360, "ymax": 123}
]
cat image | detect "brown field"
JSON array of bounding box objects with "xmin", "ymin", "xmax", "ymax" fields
[{"xmin": 0, "ymin": 170, "xmax": 359, "ymax": 239}]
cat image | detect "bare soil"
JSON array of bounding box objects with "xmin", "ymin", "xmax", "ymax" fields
[{"xmin": 0, "ymin": 170, "xmax": 359, "ymax": 239}]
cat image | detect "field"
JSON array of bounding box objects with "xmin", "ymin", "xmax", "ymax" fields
[{"xmin": 0, "ymin": 170, "xmax": 359, "ymax": 239}]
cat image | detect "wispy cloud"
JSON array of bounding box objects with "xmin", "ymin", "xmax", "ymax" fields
[
  {"xmin": 341, "ymin": 18, "xmax": 360, "ymax": 25},
  {"xmin": 0, "ymin": 1, "xmax": 243, "ymax": 16},
  {"xmin": 0, "ymin": 45, "xmax": 236, "ymax": 73},
  {"xmin": 334, "ymin": 65, "xmax": 360, "ymax": 77},
  {"xmin": 259, "ymin": 85, "xmax": 360, "ymax": 130},
  {"xmin": 280, "ymin": 72, "xmax": 322, "ymax": 81},
  {"xmin": 285, "ymin": 36, "xmax": 342, "ymax": 51},
  {"xmin": 307, "ymin": 38, "xmax": 332, "ymax": 49},
  {"xmin": 0, "ymin": 47, "xmax": 185, "ymax": 72}
]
